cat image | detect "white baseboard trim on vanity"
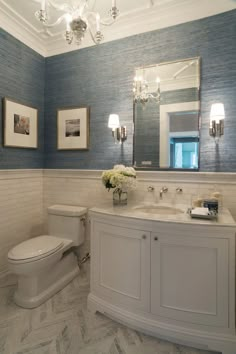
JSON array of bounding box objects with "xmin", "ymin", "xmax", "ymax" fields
[{"xmin": 88, "ymin": 293, "xmax": 236, "ymax": 354}]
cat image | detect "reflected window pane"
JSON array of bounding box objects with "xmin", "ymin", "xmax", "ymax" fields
[{"xmin": 170, "ymin": 137, "xmax": 199, "ymax": 169}]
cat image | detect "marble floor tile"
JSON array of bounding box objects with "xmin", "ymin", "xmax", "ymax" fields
[{"xmin": 0, "ymin": 264, "xmax": 218, "ymax": 354}]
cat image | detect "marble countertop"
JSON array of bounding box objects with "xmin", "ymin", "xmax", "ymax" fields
[{"xmin": 89, "ymin": 202, "xmax": 236, "ymax": 227}]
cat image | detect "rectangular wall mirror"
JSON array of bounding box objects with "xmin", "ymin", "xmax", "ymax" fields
[{"xmin": 133, "ymin": 57, "xmax": 200, "ymax": 170}]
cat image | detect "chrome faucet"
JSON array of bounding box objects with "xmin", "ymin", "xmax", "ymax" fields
[{"xmin": 160, "ymin": 186, "xmax": 168, "ymax": 200}]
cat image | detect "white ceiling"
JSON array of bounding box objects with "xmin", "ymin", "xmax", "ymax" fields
[{"xmin": 0, "ymin": 0, "xmax": 235, "ymax": 57}]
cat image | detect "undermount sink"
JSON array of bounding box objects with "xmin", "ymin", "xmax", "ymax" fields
[{"xmin": 133, "ymin": 204, "xmax": 185, "ymax": 215}]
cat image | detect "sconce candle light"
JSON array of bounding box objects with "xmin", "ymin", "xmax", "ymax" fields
[
  {"xmin": 209, "ymin": 103, "xmax": 225, "ymax": 140},
  {"xmin": 108, "ymin": 114, "xmax": 127, "ymax": 143}
]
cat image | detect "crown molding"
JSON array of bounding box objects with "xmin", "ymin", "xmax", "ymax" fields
[
  {"xmin": 0, "ymin": 0, "xmax": 47, "ymax": 56},
  {"xmin": 0, "ymin": 0, "xmax": 235, "ymax": 57}
]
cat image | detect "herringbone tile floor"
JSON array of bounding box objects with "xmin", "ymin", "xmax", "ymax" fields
[{"xmin": 0, "ymin": 264, "xmax": 216, "ymax": 354}]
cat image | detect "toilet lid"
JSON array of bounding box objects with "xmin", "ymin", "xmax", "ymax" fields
[{"xmin": 8, "ymin": 235, "xmax": 64, "ymax": 261}]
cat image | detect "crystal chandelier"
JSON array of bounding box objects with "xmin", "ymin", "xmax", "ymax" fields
[
  {"xmin": 133, "ymin": 75, "xmax": 161, "ymax": 106},
  {"xmin": 34, "ymin": 0, "xmax": 119, "ymax": 45}
]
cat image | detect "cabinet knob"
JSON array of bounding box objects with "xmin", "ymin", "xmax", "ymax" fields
[
  {"xmin": 142, "ymin": 234, "xmax": 147, "ymax": 239},
  {"xmin": 154, "ymin": 236, "xmax": 158, "ymax": 241}
]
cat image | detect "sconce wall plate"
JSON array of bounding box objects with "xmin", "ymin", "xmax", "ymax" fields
[
  {"xmin": 108, "ymin": 114, "xmax": 127, "ymax": 144},
  {"xmin": 209, "ymin": 119, "xmax": 224, "ymax": 138},
  {"xmin": 209, "ymin": 103, "xmax": 225, "ymax": 141},
  {"xmin": 115, "ymin": 126, "xmax": 127, "ymax": 143}
]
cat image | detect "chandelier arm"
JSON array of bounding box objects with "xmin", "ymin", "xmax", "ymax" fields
[
  {"xmin": 85, "ymin": 11, "xmax": 116, "ymax": 27},
  {"xmin": 84, "ymin": 0, "xmax": 96, "ymax": 11},
  {"xmin": 41, "ymin": 14, "xmax": 67, "ymax": 27},
  {"xmin": 73, "ymin": 0, "xmax": 89, "ymax": 16},
  {"xmin": 85, "ymin": 11, "xmax": 97, "ymax": 20},
  {"xmin": 47, "ymin": 1, "xmax": 73, "ymax": 12},
  {"xmin": 100, "ymin": 18, "xmax": 116, "ymax": 26}
]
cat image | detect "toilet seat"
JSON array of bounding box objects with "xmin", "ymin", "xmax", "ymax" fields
[{"xmin": 8, "ymin": 235, "xmax": 64, "ymax": 263}]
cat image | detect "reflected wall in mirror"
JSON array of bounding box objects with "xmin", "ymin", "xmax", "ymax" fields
[{"xmin": 133, "ymin": 57, "xmax": 200, "ymax": 170}]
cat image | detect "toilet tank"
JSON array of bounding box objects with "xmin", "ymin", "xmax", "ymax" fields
[{"xmin": 47, "ymin": 205, "xmax": 87, "ymax": 246}]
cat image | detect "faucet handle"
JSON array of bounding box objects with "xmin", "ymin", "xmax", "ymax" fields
[
  {"xmin": 176, "ymin": 187, "xmax": 183, "ymax": 193},
  {"xmin": 147, "ymin": 186, "xmax": 155, "ymax": 192}
]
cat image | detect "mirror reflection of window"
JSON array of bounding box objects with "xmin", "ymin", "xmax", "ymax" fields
[
  {"xmin": 133, "ymin": 57, "xmax": 200, "ymax": 170},
  {"xmin": 169, "ymin": 110, "xmax": 199, "ymax": 169}
]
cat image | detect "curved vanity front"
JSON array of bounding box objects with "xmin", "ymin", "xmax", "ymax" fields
[{"xmin": 88, "ymin": 204, "xmax": 236, "ymax": 354}]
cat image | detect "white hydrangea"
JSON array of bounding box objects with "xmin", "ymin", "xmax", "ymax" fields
[{"xmin": 102, "ymin": 165, "xmax": 137, "ymax": 192}]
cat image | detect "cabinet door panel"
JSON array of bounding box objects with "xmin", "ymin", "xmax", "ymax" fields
[
  {"xmin": 92, "ymin": 221, "xmax": 150, "ymax": 312},
  {"xmin": 100, "ymin": 232, "xmax": 142, "ymax": 298},
  {"xmin": 151, "ymin": 233, "xmax": 229, "ymax": 327}
]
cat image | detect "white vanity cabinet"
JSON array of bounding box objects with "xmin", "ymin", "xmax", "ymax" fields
[{"xmin": 88, "ymin": 209, "xmax": 236, "ymax": 354}]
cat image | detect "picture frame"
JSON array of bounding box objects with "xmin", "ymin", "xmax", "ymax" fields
[
  {"xmin": 57, "ymin": 106, "xmax": 89, "ymax": 150},
  {"xmin": 3, "ymin": 97, "xmax": 38, "ymax": 149}
]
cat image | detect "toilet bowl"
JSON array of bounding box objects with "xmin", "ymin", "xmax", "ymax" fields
[{"xmin": 8, "ymin": 205, "xmax": 87, "ymax": 309}]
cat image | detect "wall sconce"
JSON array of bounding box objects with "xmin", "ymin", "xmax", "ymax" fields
[
  {"xmin": 209, "ymin": 103, "xmax": 225, "ymax": 140},
  {"xmin": 108, "ymin": 114, "xmax": 127, "ymax": 143}
]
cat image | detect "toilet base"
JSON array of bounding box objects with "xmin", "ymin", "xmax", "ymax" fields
[{"xmin": 14, "ymin": 252, "xmax": 79, "ymax": 308}]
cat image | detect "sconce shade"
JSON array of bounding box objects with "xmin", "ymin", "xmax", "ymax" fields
[
  {"xmin": 108, "ymin": 114, "xmax": 120, "ymax": 129},
  {"xmin": 210, "ymin": 103, "xmax": 225, "ymax": 125}
]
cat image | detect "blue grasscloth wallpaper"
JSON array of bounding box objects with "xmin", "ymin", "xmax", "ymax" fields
[
  {"xmin": 44, "ymin": 10, "xmax": 236, "ymax": 171},
  {"xmin": 0, "ymin": 10, "xmax": 236, "ymax": 171},
  {"xmin": 0, "ymin": 30, "xmax": 45, "ymax": 168}
]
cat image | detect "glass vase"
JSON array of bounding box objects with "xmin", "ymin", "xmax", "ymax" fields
[{"xmin": 113, "ymin": 189, "xmax": 128, "ymax": 206}]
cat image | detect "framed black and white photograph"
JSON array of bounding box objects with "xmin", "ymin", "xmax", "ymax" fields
[
  {"xmin": 57, "ymin": 106, "xmax": 89, "ymax": 150},
  {"xmin": 3, "ymin": 97, "xmax": 38, "ymax": 149}
]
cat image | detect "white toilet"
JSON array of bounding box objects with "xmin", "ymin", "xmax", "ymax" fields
[{"xmin": 8, "ymin": 204, "xmax": 87, "ymax": 309}]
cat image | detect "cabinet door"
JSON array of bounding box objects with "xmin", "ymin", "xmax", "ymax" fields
[
  {"xmin": 91, "ymin": 221, "xmax": 150, "ymax": 312},
  {"xmin": 151, "ymin": 232, "xmax": 229, "ymax": 327}
]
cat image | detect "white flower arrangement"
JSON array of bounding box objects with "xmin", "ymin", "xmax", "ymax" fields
[{"xmin": 102, "ymin": 165, "xmax": 137, "ymax": 192}]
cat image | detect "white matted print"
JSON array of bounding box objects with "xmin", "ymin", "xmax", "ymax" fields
[
  {"xmin": 3, "ymin": 98, "xmax": 38, "ymax": 149},
  {"xmin": 57, "ymin": 107, "xmax": 89, "ymax": 150}
]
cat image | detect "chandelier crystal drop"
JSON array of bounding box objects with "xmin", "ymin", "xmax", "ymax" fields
[{"xmin": 34, "ymin": 0, "xmax": 119, "ymax": 46}]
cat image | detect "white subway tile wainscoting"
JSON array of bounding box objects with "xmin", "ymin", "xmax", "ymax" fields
[{"xmin": 0, "ymin": 170, "xmax": 43, "ymax": 276}]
